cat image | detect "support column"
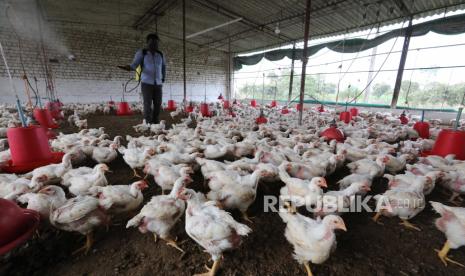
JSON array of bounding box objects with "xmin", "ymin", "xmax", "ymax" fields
[
  {"xmin": 298, "ymin": 0, "xmax": 311, "ymax": 125},
  {"xmin": 226, "ymin": 38, "xmax": 232, "ymax": 100},
  {"xmin": 391, "ymin": 17, "xmax": 413, "ymax": 109},
  {"xmin": 182, "ymin": 0, "xmax": 187, "ymax": 102},
  {"xmin": 288, "ymin": 42, "xmax": 296, "ymax": 103}
]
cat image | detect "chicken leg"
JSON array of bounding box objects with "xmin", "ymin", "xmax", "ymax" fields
[
  {"xmin": 303, "ymin": 262, "xmax": 313, "ymax": 276},
  {"xmin": 195, "ymin": 259, "xmax": 221, "ymax": 276},
  {"xmin": 241, "ymin": 211, "xmax": 254, "ymax": 223},
  {"xmin": 162, "ymin": 237, "xmax": 184, "ymax": 253},
  {"xmin": 435, "ymin": 240, "xmax": 465, "ymax": 267},
  {"xmin": 448, "ymin": 192, "xmax": 463, "ymax": 206},
  {"xmin": 73, "ymin": 232, "xmax": 93, "ymax": 255},
  {"xmin": 133, "ymin": 169, "xmax": 142, "ymax": 178},
  {"xmin": 371, "ymin": 212, "xmax": 383, "ymax": 225},
  {"xmin": 399, "ymin": 219, "xmax": 421, "ymax": 231}
]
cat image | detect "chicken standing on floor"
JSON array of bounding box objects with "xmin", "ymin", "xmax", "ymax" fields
[
  {"xmin": 179, "ymin": 188, "xmax": 251, "ymax": 276},
  {"xmin": 50, "ymin": 195, "xmax": 109, "ymax": 254},
  {"xmin": 127, "ymin": 176, "xmax": 192, "ymax": 252},
  {"xmin": 17, "ymin": 185, "xmax": 67, "ymax": 220},
  {"xmin": 430, "ymin": 201, "xmax": 465, "ymax": 267},
  {"xmin": 279, "ymin": 206, "xmax": 346, "ymax": 276},
  {"xmin": 90, "ymin": 180, "xmax": 148, "ymax": 214}
]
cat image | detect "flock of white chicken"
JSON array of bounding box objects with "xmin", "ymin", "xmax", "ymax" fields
[{"xmin": 1, "ymin": 101, "xmax": 465, "ymax": 276}]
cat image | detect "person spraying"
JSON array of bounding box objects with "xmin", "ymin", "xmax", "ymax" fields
[{"xmin": 119, "ymin": 33, "xmax": 166, "ymax": 124}]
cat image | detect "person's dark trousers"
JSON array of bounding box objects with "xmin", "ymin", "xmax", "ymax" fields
[{"xmin": 141, "ymin": 83, "xmax": 163, "ymax": 124}]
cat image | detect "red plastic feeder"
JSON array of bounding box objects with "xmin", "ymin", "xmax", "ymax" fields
[
  {"xmin": 223, "ymin": 100, "xmax": 230, "ymax": 109},
  {"xmin": 117, "ymin": 102, "xmax": 132, "ymax": 116},
  {"xmin": 427, "ymin": 129, "xmax": 465, "ymax": 160},
  {"xmin": 256, "ymin": 116, "xmax": 267, "ymax": 124},
  {"xmin": 1, "ymin": 126, "xmax": 64, "ymax": 173},
  {"xmin": 399, "ymin": 114, "xmax": 409, "ymax": 124},
  {"xmin": 413, "ymin": 122, "xmax": 430, "ymax": 139},
  {"xmin": 296, "ymin": 104, "xmax": 303, "ymax": 111},
  {"xmin": 317, "ymin": 105, "xmax": 325, "ymax": 112},
  {"xmin": 0, "ymin": 199, "xmax": 40, "ymax": 255},
  {"xmin": 185, "ymin": 105, "xmax": 194, "ymax": 113},
  {"xmin": 218, "ymin": 94, "xmax": 224, "ymax": 100},
  {"xmin": 233, "ymin": 99, "xmax": 238, "ymax": 105},
  {"xmin": 166, "ymin": 100, "xmax": 177, "ymax": 112},
  {"xmin": 339, "ymin": 111, "xmax": 352, "ymax": 124},
  {"xmin": 200, "ymin": 103, "xmax": 211, "ymax": 117},
  {"xmin": 108, "ymin": 100, "xmax": 115, "ymax": 106},
  {"xmin": 250, "ymin": 100, "xmax": 257, "ymax": 107},
  {"xmin": 281, "ymin": 108, "xmax": 289, "ymax": 114},
  {"xmin": 349, "ymin": 107, "xmax": 359, "ymax": 117},
  {"xmin": 46, "ymin": 102, "xmax": 63, "ymax": 120},
  {"xmin": 321, "ymin": 126, "xmax": 345, "ymax": 142},
  {"xmin": 33, "ymin": 108, "xmax": 58, "ymax": 129},
  {"xmin": 270, "ymin": 100, "xmax": 277, "ymax": 108}
]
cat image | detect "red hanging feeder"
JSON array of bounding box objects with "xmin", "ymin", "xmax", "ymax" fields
[
  {"xmin": 185, "ymin": 104, "xmax": 194, "ymax": 113},
  {"xmin": 399, "ymin": 112, "xmax": 409, "ymax": 124},
  {"xmin": 270, "ymin": 100, "xmax": 277, "ymax": 108},
  {"xmin": 424, "ymin": 129, "xmax": 465, "ymax": 160},
  {"xmin": 296, "ymin": 103, "xmax": 303, "ymax": 111},
  {"xmin": 117, "ymin": 102, "xmax": 132, "ymax": 116},
  {"xmin": 46, "ymin": 102, "xmax": 63, "ymax": 120},
  {"xmin": 250, "ymin": 99, "xmax": 257, "ymax": 107},
  {"xmin": 349, "ymin": 107, "xmax": 359, "ymax": 117},
  {"xmin": 321, "ymin": 122, "xmax": 345, "ymax": 142},
  {"xmin": 281, "ymin": 107, "xmax": 289, "ymax": 114},
  {"xmin": 217, "ymin": 94, "xmax": 224, "ymax": 100},
  {"xmin": 413, "ymin": 121, "xmax": 430, "ymax": 139},
  {"xmin": 256, "ymin": 110, "xmax": 267, "ymax": 124},
  {"xmin": 200, "ymin": 103, "xmax": 211, "ymax": 117},
  {"xmin": 166, "ymin": 100, "xmax": 177, "ymax": 111},
  {"xmin": 1, "ymin": 126, "xmax": 64, "ymax": 173},
  {"xmin": 33, "ymin": 108, "xmax": 58, "ymax": 129},
  {"xmin": 0, "ymin": 199, "xmax": 40, "ymax": 255},
  {"xmin": 223, "ymin": 100, "xmax": 230, "ymax": 109},
  {"xmin": 339, "ymin": 111, "xmax": 352, "ymax": 124},
  {"xmin": 317, "ymin": 105, "xmax": 325, "ymax": 112},
  {"xmin": 233, "ymin": 99, "xmax": 238, "ymax": 105},
  {"xmin": 108, "ymin": 100, "xmax": 115, "ymax": 106}
]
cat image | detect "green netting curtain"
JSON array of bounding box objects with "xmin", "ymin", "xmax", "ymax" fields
[{"xmin": 233, "ymin": 13, "xmax": 465, "ymax": 70}]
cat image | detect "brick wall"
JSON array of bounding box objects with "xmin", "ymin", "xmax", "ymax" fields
[{"xmin": 0, "ymin": 17, "xmax": 228, "ymax": 104}]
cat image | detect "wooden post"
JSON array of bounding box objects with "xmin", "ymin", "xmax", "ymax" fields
[
  {"xmin": 391, "ymin": 17, "xmax": 413, "ymax": 109},
  {"xmin": 288, "ymin": 42, "xmax": 296, "ymax": 103},
  {"xmin": 298, "ymin": 0, "xmax": 311, "ymax": 125}
]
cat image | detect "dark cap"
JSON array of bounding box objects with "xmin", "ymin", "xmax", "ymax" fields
[{"xmin": 146, "ymin": 33, "xmax": 160, "ymax": 42}]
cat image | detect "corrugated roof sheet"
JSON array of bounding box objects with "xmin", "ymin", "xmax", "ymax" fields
[{"xmin": 38, "ymin": 0, "xmax": 465, "ymax": 53}]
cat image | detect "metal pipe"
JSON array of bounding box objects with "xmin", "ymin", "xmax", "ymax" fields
[
  {"xmin": 298, "ymin": 0, "xmax": 311, "ymax": 126},
  {"xmin": 186, "ymin": 18, "xmax": 242, "ymax": 39},
  {"xmin": 288, "ymin": 42, "xmax": 296, "ymax": 103},
  {"xmin": 391, "ymin": 17, "xmax": 413, "ymax": 109},
  {"xmin": 182, "ymin": 0, "xmax": 187, "ymax": 102}
]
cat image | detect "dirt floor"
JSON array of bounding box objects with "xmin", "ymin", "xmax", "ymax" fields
[{"xmin": 1, "ymin": 109, "xmax": 465, "ymax": 276}]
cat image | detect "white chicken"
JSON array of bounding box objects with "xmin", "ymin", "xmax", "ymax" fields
[
  {"xmin": 372, "ymin": 178, "xmax": 426, "ymax": 231},
  {"xmin": 90, "ymin": 180, "xmax": 148, "ymax": 214},
  {"xmin": 279, "ymin": 207, "xmax": 346, "ymax": 276},
  {"xmin": 91, "ymin": 143, "xmax": 119, "ymax": 164},
  {"xmin": 30, "ymin": 153, "xmax": 74, "ymax": 189},
  {"xmin": 50, "ymin": 195, "xmax": 109, "ymax": 254},
  {"xmin": 430, "ymin": 201, "xmax": 465, "ymax": 267},
  {"xmin": 180, "ymin": 188, "xmax": 251, "ymax": 276},
  {"xmin": 120, "ymin": 147, "xmax": 156, "ymax": 177},
  {"xmin": 17, "ymin": 185, "xmax": 67, "ymax": 219},
  {"xmin": 347, "ymin": 155, "xmax": 389, "ymax": 177},
  {"xmin": 126, "ymin": 176, "xmax": 192, "ymax": 252},
  {"xmin": 68, "ymin": 164, "xmax": 110, "ymax": 196}
]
